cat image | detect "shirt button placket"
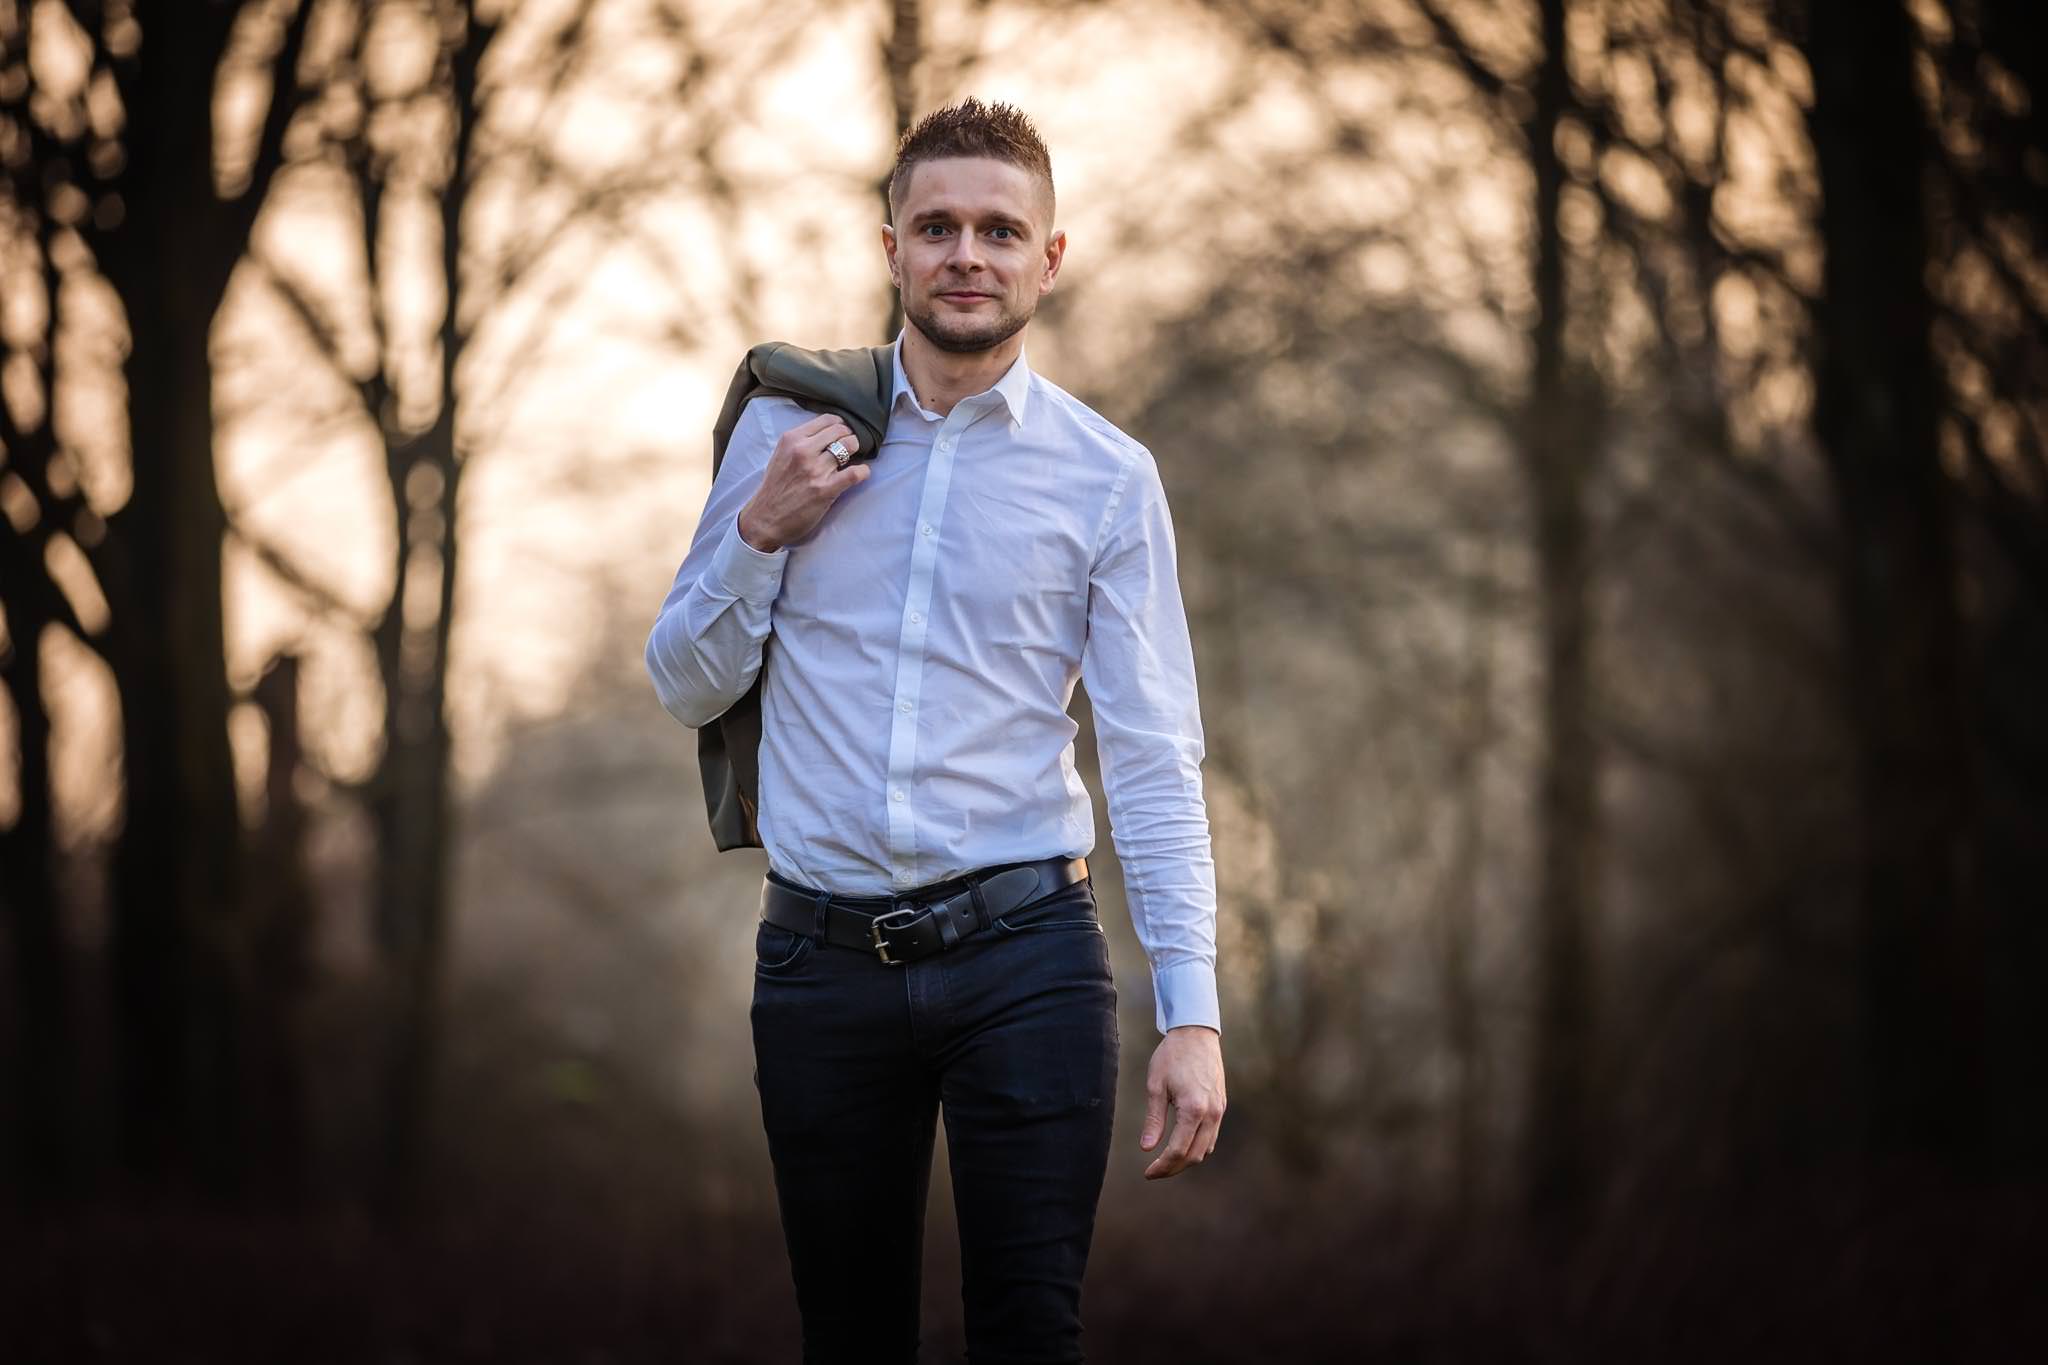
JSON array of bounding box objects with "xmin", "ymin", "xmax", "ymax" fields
[{"xmin": 884, "ymin": 417, "xmax": 962, "ymax": 887}]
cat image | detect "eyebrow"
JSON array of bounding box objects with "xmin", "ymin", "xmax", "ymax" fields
[{"xmin": 909, "ymin": 207, "xmax": 1031, "ymax": 231}]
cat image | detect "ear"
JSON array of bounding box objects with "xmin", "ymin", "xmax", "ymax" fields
[
  {"xmin": 1039, "ymin": 228, "xmax": 1067, "ymax": 296},
  {"xmin": 881, "ymin": 223, "xmax": 900, "ymax": 287}
]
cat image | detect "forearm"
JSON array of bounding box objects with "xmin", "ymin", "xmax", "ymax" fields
[
  {"xmin": 1084, "ymin": 451, "xmax": 1221, "ymax": 1036},
  {"xmin": 1099, "ymin": 723, "xmax": 1222, "ymax": 1036},
  {"xmin": 645, "ymin": 513, "xmax": 786, "ymax": 728}
]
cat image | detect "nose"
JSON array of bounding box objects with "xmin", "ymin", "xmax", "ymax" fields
[{"xmin": 945, "ymin": 231, "xmax": 985, "ymax": 274}]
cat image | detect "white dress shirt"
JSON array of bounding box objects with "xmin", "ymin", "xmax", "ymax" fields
[{"xmin": 646, "ymin": 339, "xmax": 1219, "ymax": 1034}]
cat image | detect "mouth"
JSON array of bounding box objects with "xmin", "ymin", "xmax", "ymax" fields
[{"xmin": 938, "ymin": 291, "xmax": 993, "ymax": 303}]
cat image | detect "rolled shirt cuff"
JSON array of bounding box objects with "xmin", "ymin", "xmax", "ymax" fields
[
  {"xmin": 1152, "ymin": 959, "xmax": 1221, "ymax": 1036},
  {"xmin": 713, "ymin": 511, "xmax": 788, "ymax": 604}
]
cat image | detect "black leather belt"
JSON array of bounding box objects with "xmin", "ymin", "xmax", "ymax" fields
[{"xmin": 761, "ymin": 856, "xmax": 1089, "ymax": 965}]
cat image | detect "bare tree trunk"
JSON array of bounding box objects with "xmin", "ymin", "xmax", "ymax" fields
[
  {"xmin": 1804, "ymin": 0, "xmax": 1981, "ymax": 1162},
  {"xmin": 1522, "ymin": 0, "xmax": 1600, "ymax": 1228},
  {"xmin": 0, "ymin": 95, "xmax": 77, "ymax": 1199},
  {"xmin": 248, "ymin": 655, "xmax": 313, "ymax": 1202},
  {"xmin": 375, "ymin": 0, "xmax": 494, "ymax": 1215},
  {"xmin": 1439, "ymin": 540, "xmax": 1496, "ymax": 1223},
  {"xmin": 1, "ymin": 609, "xmax": 70, "ymax": 1204},
  {"xmin": 99, "ymin": 7, "xmax": 247, "ymax": 1195},
  {"xmin": 96, "ymin": 0, "xmax": 314, "ymax": 1195},
  {"xmin": 878, "ymin": 0, "xmax": 921, "ymax": 337}
]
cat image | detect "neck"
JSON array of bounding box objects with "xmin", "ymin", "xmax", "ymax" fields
[{"xmin": 900, "ymin": 323, "xmax": 1025, "ymax": 417}]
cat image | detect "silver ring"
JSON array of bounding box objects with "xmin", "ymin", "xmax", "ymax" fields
[{"xmin": 824, "ymin": 438, "xmax": 851, "ymax": 469}]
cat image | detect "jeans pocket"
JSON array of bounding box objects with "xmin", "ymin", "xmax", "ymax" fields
[
  {"xmin": 993, "ymin": 880, "xmax": 1101, "ymax": 936},
  {"xmin": 754, "ymin": 920, "xmax": 816, "ymax": 973}
]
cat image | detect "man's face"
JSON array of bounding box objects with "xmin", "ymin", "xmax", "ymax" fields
[{"xmin": 884, "ymin": 156, "xmax": 1064, "ymax": 355}]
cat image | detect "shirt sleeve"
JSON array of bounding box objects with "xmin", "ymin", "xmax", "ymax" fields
[
  {"xmin": 644, "ymin": 396, "xmax": 805, "ymax": 729},
  {"xmin": 1081, "ymin": 448, "xmax": 1221, "ymax": 1036}
]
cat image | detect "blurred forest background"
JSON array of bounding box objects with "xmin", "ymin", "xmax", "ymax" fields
[{"xmin": 3, "ymin": 0, "xmax": 2046, "ymax": 1360}]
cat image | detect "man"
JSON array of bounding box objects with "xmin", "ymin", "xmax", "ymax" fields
[{"xmin": 645, "ymin": 99, "xmax": 1225, "ymax": 1363}]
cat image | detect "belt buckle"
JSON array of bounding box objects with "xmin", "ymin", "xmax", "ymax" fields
[{"xmin": 869, "ymin": 905, "xmax": 922, "ymax": 965}]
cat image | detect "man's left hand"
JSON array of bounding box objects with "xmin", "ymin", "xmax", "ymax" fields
[{"xmin": 1139, "ymin": 1025, "xmax": 1226, "ymax": 1180}]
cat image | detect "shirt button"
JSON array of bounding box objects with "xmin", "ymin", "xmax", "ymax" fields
[
  {"xmin": 938, "ymin": 438, "xmax": 953, "ymax": 451},
  {"xmin": 921, "ymin": 524, "xmax": 934, "ymax": 537},
  {"xmin": 896, "ymin": 870, "xmax": 915, "ymax": 884},
  {"xmin": 909, "ymin": 612, "xmax": 923, "ymax": 624},
  {"xmin": 891, "ymin": 788, "xmax": 905, "ymax": 802},
  {"xmin": 899, "ymin": 702, "xmax": 913, "ymax": 714}
]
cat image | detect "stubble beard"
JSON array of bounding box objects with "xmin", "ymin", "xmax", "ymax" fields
[{"xmin": 904, "ymin": 289, "xmax": 1034, "ymax": 355}]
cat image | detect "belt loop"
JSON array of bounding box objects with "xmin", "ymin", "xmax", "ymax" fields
[
  {"xmin": 811, "ymin": 889, "xmax": 831, "ymax": 941},
  {"xmin": 968, "ymin": 878, "xmax": 991, "ymax": 933}
]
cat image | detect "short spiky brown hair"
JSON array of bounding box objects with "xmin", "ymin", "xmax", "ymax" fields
[{"xmin": 886, "ymin": 98, "xmax": 1055, "ymax": 225}]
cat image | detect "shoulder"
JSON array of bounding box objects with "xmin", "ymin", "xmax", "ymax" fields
[{"xmin": 1026, "ymin": 373, "xmax": 1154, "ymax": 475}]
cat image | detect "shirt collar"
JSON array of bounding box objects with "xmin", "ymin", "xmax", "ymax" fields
[{"xmin": 890, "ymin": 331, "xmax": 1034, "ymax": 427}]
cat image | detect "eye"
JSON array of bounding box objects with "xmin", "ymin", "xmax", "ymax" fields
[
  {"xmin": 921, "ymin": 224, "xmax": 949, "ymax": 238},
  {"xmin": 989, "ymin": 226, "xmax": 1017, "ymax": 241}
]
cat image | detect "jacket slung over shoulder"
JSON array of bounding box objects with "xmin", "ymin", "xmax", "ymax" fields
[{"xmin": 697, "ymin": 341, "xmax": 895, "ymax": 851}]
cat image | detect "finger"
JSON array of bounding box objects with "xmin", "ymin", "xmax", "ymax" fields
[
  {"xmin": 827, "ymin": 462, "xmax": 871, "ymax": 493},
  {"xmin": 1150, "ymin": 1102, "xmax": 1226, "ymax": 1179},
  {"xmin": 777, "ymin": 417, "xmax": 848, "ymax": 464},
  {"xmin": 1143, "ymin": 1107, "xmax": 1201, "ymax": 1180},
  {"xmin": 1139, "ymin": 1089, "xmax": 1168, "ymax": 1152},
  {"xmin": 1177, "ymin": 1115, "xmax": 1221, "ymax": 1172},
  {"xmin": 1181, "ymin": 1113, "xmax": 1219, "ymax": 1166},
  {"xmin": 808, "ymin": 426, "xmax": 857, "ymax": 471}
]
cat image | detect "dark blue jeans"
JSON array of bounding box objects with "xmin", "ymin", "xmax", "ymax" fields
[{"xmin": 749, "ymin": 875, "xmax": 1120, "ymax": 1364}]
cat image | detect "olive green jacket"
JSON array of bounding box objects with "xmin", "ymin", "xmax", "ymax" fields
[{"xmin": 698, "ymin": 341, "xmax": 894, "ymax": 850}]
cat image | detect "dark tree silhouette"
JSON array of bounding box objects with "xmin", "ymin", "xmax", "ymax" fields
[
  {"xmin": 1802, "ymin": 0, "xmax": 1981, "ymax": 1163},
  {"xmin": 0, "ymin": 6, "xmax": 89, "ymax": 1200},
  {"xmin": 84, "ymin": 0, "xmax": 312, "ymax": 1194}
]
